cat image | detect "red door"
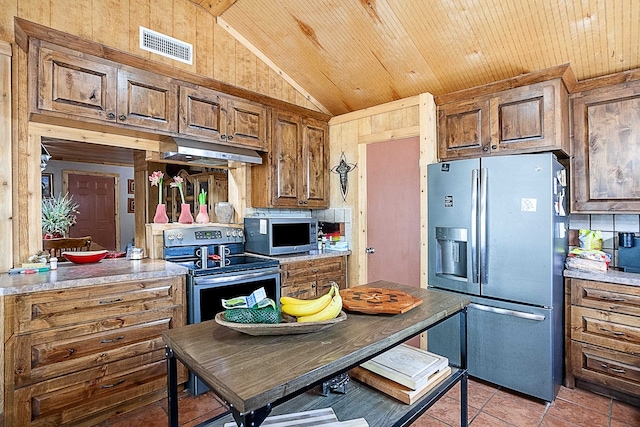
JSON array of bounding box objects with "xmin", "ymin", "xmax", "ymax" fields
[
  {"xmin": 366, "ymin": 137, "xmax": 421, "ymax": 346},
  {"xmin": 67, "ymin": 173, "xmax": 117, "ymax": 250}
]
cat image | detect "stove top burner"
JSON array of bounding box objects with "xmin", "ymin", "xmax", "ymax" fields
[{"xmin": 171, "ymin": 254, "xmax": 279, "ymax": 276}]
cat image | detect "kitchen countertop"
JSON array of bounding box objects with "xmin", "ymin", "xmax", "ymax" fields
[
  {"xmin": 0, "ymin": 258, "xmax": 188, "ymax": 295},
  {"xmin": 564, "ymin": 268, "xmax": 640, "ymax": 287},
  {"xmin": 270, "ymin": 249, "xmax": 351, "ymax": 263}
]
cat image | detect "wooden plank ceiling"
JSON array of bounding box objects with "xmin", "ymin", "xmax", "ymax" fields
[{"xmin": 192, "ymin": 0, "xmax": 640, "ymax": 116}]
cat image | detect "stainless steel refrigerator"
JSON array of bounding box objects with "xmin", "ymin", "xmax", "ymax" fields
[{"xmin": 427, "ymin": 152, "xmax": 567, "ymax": 402}]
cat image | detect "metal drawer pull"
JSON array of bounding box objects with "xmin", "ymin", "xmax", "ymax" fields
[
  {"xmin": 100, "ymin": 336, "xmax": 125, "ymax": 344},
  {"xmin": 101, "ymin": 379, "xmax": 125, "ymax": 389},
  {"xmin": 469, "ymin": 303, "xmax": 546, "ymax": 321},
  {"xmin": 599, "ymin": 327, "xmax": 625, "ymax": 336},
  {"xmin": 602, "ymin": 296, "xmax": 626, "ymax": 302},
  {"xmin": 99, "ymin": 298, "xmax": 123, "ymax": 305},
  {"xmin": 610, "ymin": 367, "xmax": 626, "ymax": 373}
]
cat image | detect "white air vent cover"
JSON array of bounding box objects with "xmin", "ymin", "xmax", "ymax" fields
[{"xmin": 139, "ymin": 26, "xmax": 193, "ymax": 65}]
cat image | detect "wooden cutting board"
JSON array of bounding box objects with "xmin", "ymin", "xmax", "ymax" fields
[{"xmin": 339, "ymin": 286, "xmax": 422, "ymax": 314}]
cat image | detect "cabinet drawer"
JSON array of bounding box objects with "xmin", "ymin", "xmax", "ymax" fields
[
  {"xmin": 14, "ymin": 308, "xmax": 175, "ymax": 387},
  {"xmin": 281, "ymin": 283, "xmax": 316, "ymax": 300},
  {"xmin": 281, "ymin": 257, "xmax": 345, "ymax": 282},
  {"xmin": 571, "ymin": 341, "xmax": 640, "ymax": 397},
  {"xmin": 571, "ymin": 279, "xmax": 640, "ymax": 317},
  {"xmin": 10, "ymin": 278, "xmax": 178, "ymax": 333},
  {"xmin": 571, "ymin": 306, "xmax": 640, "ymax": 354},
  {"xmin": 16, "ymin": 355, "xmax": 167, "ymax": 426}
]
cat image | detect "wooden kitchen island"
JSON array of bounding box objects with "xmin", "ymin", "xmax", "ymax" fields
[{"xmin": 162, "ymin": 281, "xmax": 470, "ymax": 427}]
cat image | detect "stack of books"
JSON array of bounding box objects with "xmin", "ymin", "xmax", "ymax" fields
[
  {"xmin": 565, "ymin": 248, "xmax": 611, "ymax": 273},
  {"xmin": 223, "ymin": 408, "xmax": 368, "ymax": 426},
  {"xmin": 350, "ymin": 344, "xmax": 450, "ymax": 405}
]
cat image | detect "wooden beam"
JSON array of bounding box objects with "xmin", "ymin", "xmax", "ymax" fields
[{"xmin": 194, "ymin": 0, "xmax": 238, "ymax": 17}]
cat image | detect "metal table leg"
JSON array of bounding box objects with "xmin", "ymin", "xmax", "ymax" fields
[
  {"xmin": 460, "ymin": 307, "xmax": 468, "ymax": 426},
  {"xmin": 166, "ymin": 346, "xmax": 179, "ymax": 427}
]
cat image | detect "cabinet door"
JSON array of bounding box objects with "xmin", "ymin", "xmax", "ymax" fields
[
  {"xmin": 179, "ymin": 85, "xmax": 226, "ymax": 140},
  {"xmin": 271, "ymin": 110, "xmax": 302, "ymax": 207},
  {"xmin": 490, "ymin": 81, "xmax": 559, "ymax": 154},
  {"xmin": 227, "ymin": 97, "xmax": 268, "ymax": 150},
  {"xmin": 572, "ymin": 79, "xmax": 640, "ymax": 212},
  {"xmin": 116, "ymin": 67, "xmax": 178, "ymax": 132},
  {"xmin": 302, "ymin": 118, "xmax": 329, "ymax": 208},
  {"xmin": 38, "ymin": 43, "xmax": 117, "ymax": 121},
  {"xmin": 438, "ymin": 99, "xmax": 490, "ymax": 160}
]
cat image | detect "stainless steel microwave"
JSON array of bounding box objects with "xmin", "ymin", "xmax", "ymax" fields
[{"xmin": 244, "ymin": 217, "xmax": 318, "ymax": 255}]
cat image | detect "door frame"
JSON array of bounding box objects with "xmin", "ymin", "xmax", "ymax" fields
[
  {"xmin": 356, "ymin": 94, "xmax": 438, "ymax": 291},
  {"xmin": 63, "ymin": 169, "xmax": 121, "ymax": 250}
]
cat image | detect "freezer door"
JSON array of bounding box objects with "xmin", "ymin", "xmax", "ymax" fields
[
  {"xmin": 428, "ymin": 159, "xmax": 481, "ymax": 295},
  {"xmin": 427, "ymin": 295, "xmax": 563, "ymax": 402},
  {"xmin": 481, "ymin": 153, "xmax": 565, "ymax": 306}
]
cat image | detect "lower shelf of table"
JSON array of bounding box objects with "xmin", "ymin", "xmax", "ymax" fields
[{"xmin": 207, "ymin": 368, "xmax": 466, "ymax": 427}]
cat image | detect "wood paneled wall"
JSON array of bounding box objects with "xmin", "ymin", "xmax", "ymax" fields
[
  {"xmin": 328, "ymin": 94, "xmax": 437, "ymax": 291},
  {"xmin": 0, "ymin": 0, "xmax": 321, "ymax": 267},
  {"xmin": 0, "ymin": 0, "xmax": 318, "ymax": 112}
]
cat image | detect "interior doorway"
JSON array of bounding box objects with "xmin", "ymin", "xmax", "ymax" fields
[
  {"xmin": 64, "ymin": 171, "xmax": 119, "ymax": 250},
  {"xmin": 366, "ymin": 137, "xmax": 421, "ymax": 345}
]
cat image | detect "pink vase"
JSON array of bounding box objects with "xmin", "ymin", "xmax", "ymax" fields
[
  {"xmin": 153, "ymin": 204, "xmax": 169, "ymax": 224},
  {"xmin": 195, "ymin": 204, "xmax": 210, "ymax": 224},
  {"xmin": 178, "ymin": 203, "xmax": 194, "ymax": 224}
]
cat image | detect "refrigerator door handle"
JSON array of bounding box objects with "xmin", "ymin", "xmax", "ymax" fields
[
  {"xmin": 469, "ymin": 303, "xmax": 546, "ymax": 321},
  {"xmin": 471, "ymin": 169, "xmax": 479, "ymax": 283},
  {"xmin": 479, "ymin": 168, "xmax": 488, "ymax": 284}
]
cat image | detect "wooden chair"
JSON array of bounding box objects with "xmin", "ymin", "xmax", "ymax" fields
[{"xmin": 43, "ymin": 236, "xmax": 93, "ymax": 259}]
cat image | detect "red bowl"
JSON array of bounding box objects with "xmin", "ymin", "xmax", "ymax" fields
[{"xmin": 62, "ymin": 250, "xmax": 109, "ymax": 264}]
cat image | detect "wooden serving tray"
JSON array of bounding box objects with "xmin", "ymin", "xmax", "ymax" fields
[
  {"xmin": 339, "ymin": 286, "xmax": 422, "ymax": 314},
  {"xmin": 215, "ymin": 311, "xmax": 347, "ymax": 336}
]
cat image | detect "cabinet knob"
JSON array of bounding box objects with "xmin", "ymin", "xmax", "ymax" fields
[
  {"xmin": 482, "ymin": 147, "xmax": 489, "ymax": 152},
  {"xmin": 227, "ymin": 135, "xmax": 234, "ymax": 140},
  {"xmin": 221, "ymin": 134, "xmax": 227, "ymax": 139},
  {"xmin": 299, "ymin": 200, "xmax": 304, "ymax": 205},
  {"xmin": 119, "ymin": 115, "xmax": 126, "ymax": 121},
  {"xmin": 107, "ymin": 112, "xmax": 115, "ymax": 120},
  {"xmin": 491, "ymin": 145, "xmax": 497, "ymax": 149}
]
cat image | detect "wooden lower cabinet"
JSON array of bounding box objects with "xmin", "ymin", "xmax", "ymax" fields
[
  {"xmin": 566, "ymin": 278, "xmax": 640, "ymax": 398},
  {"xmin": 3, "ymin": 276, "xmax": 187, "ymax": 426},
  {"xmin": 280, "ymin": 256, "xmax": 347, "ymax": 300}
]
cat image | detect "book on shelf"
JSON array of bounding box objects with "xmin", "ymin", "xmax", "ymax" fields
[{"xmin": 359, "ymin": 344, "xmax": 449, "ymax": 390}]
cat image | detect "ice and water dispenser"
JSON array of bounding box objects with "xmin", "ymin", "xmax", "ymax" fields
[{"xmin": 435, "ymin": 227, "xmax": 468, "ymax": 280}]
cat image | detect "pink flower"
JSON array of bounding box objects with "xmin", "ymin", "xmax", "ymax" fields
[
  {"xmin": 149, "ymin": 171, "xmax": 164, "ymax": 204},
  {"xmin": 170, "ymin": 176, "xmax": 186, "ymax": 204}
]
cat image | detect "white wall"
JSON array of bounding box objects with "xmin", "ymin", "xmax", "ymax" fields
[{"xmin": 43, "ymin": 160, "xmax": 135, "ymax": 251}]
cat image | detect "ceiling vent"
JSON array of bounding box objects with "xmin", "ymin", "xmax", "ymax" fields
[{"xmin": 139, "ymin": 26, "xmax": 193, "ymax": 65}]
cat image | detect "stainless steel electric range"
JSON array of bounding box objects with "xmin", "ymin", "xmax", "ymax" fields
[{"xmin": 163, "ymin": 225, "xmax": 281, "ymax": 395}]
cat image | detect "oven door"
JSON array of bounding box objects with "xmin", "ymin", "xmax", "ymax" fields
[
  {"xmin": 188, "ymin": 267, "xmax": 281, "ymax": 324},
  {"xmin": 187, "ymin": 266, "xmax": 281, "ymax": 395}
]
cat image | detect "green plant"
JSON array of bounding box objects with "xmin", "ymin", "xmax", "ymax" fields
[
  {"xmin": 41, "ymin": 193, "xmax": 80, "ymax": 236},
  {"xmin": 198, "ymin": 188, "xmax": 207, "ymax": 206}
]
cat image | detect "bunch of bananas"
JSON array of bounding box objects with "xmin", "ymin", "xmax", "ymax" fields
[{"xmin": 280, "ymin": 283, "xmax": 343, "ymax": 322}]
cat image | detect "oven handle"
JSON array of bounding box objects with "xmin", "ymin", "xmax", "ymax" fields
[{"xmin": 193, "ymin": 268, "xmax": 281, "ymax": 286}]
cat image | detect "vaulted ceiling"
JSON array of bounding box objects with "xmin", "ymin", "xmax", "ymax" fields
[{"xmin": 190, "ymin": 0, "xmax": 640, "ymax": 116}]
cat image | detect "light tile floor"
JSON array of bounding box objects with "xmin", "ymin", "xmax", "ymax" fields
[{"xmin": 93, "ymin": 378, "xmax": 640, "ymax": 427}]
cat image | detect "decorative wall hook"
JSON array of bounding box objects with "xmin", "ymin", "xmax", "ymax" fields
[{"xmin": 330, "ymin": 152, "xmax": 357, "ymax": 202}]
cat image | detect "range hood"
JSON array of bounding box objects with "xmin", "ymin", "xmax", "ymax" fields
[{"xmin": 160, "ymin": 137, "xmax": 263, "ymax": 166}]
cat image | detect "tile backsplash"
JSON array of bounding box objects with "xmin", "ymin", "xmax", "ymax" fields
[{"xmin": 568, "ymin": 213, "xmax": 640, "ymax": 267}]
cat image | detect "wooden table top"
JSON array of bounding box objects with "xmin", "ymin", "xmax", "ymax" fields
[{"xmin": 162, "ymin": 281, "xmax": 469, "ymax": 414}]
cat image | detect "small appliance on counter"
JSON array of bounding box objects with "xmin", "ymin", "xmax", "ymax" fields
[
  {"xmin": 244, "ymin": 217, "xmax": 318, "ymax": 255},
  {"xmin": 618, "ymin": 233, "xmax": 640, "ymax": 273}
]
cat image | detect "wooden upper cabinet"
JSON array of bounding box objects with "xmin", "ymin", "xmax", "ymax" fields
[
  {"xmin": 179, "ymin": 86, "xmax": 267, "ymax": 150},
  {"xmin": 437, "ymin": 77, "xmax": 570, "ymax": 160},
  {"xmin": 226, "ymin": 97, "xmax": 268, "ymax": 150},
  {"xmin": 438, "ymin": 99, "xmax": 490, "ymax": 158},
  {"xmin": 302, "ymin": 117, "xmax": 329, "ymax": 208},
  {"xmin": 571, "ymin": 78, "xmax": 640, "ymax": 212},
  {"xmin": 37, "ymin": 41, "xmax": 179, "ymax": 132},
  {"xmin": 116, "ymin": 66, "xmax": 178, "ymax": 132},
  {"xmin": 38, "ymin": 43, "xmax": 117, "ymax": 121},
  {"xmin": 252, "ymin": 109, "xmax": 329, "ymax": 209}
]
